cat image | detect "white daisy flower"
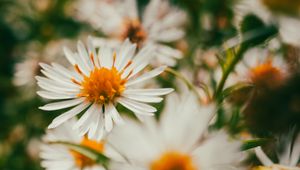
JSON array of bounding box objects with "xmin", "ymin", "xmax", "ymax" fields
[
  {"xmin": 40, "ymin": 119, "xmax": 108, "ymax": 170},
  {"xmin": 234, "ymin": 48, "xmax": 288, "ymax": 89},
  {"xmin": 254, "ymin": 132, "xmax": 300, "ymax": 170},
  {"xmin": 75, "ymin": 0, "xmax": 187, "ymax": 66},
  {"xmin": 108, "ymin": 92, "xmax": 244, "ymax": 170},
  {"xmin": 234, "ymin": 0, "xmax": 300, "ymax": 47},
  {"xmin": 36, "ymin": 37, "xmax": 173, "ymax": 140},
  {"xmin": 215, "ymin": 47, "xmax": 288, "ymax": 90}
]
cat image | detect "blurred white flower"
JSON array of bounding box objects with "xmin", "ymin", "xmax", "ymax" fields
[
  {"xmin": 13, "ymin": 39, "xmax": 71, "ymax": 98},
  {"xmin": 254, "ymin": 132, "xmax": 300, "ymax": 170},
  {"xmin": 108, "ymin": 92, "xmax": 244, "ymax": 170},
  {"xmin": 214, "ymin": 47, "xmax": 288, "ymax": 90},
  {"xmin": 75, "ymin": 0, "xmax": 187, "ymax": 66},
  {"xmin": 234, "ymin": 0, "xmax": 300, "ymax": 47},
  {"xmin": 235, "ymin": 48, "xmax": 288, "ymax": 89},
  {"xmin": 36, "ymin": 38, "xmax": 173, "ymax": 140},
  {"xmin": 40, "ymin": 119, "xmax": 108, "ymax": 170}
]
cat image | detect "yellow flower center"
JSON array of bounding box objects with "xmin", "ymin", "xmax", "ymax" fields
[
  {"xmin": 151, "ymin": 151, "xmax": 197, "ymax": 170},
  {"xmin": 70, "ymin": 137, "xmax": 104, "ymax": 169},
  {"xmin": 252, "ymin": 166, "xmax": 272, "ymax": 170},
  {"xmin": 77, "ymin": 66, "xmax": 127, "ymax": 104},
  {"xmin": 250, "ymin": 61, "xmax": 284, "ymax": 89},
  {"xmin": 261, "ymin": 0, "xmax": 300, "ymax": 14},
  {"xmin": 252, "ymin": 165, "xmax": 300, "ymax": 170},
  {"xmin": 121, "ymin": 19, "xmax": 147, "ymax": 48}
]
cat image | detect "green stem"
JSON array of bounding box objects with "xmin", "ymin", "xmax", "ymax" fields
[{"xmin": 214, "ymin": 46, "xmax": 247, "ymax": 99}]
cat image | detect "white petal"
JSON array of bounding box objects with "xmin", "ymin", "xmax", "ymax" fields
[
  {"xmin": 255, "ymin": 147, "xmax": 274, "ymax": 166},
  {"xmin": 122, "ymin": 94, "xmax": 163, "ymax": 103},
  {"xmin": 104, "ymin": 111, "xmax": 113, "ymax": 132},
  {"xmin": 290, "ymin": 134, "xmax": 300, "ymax": 166},
  {"xmin": 37, "ymin": 91, "xmax": 76, "ymax": 100},
  {"xmin": 123, "ymin": 88, "xmax": 173, "ymax": 96},
  {"xmin": 77, "ymin": 41, "xmax": 93, "ymax": 71},
  {"xmin": 63, "ymin": 47, "xmax": 76, "ymax": 65},
  {"xmin": 48, "ymin": 102, "xmax": 90, "ymax": 129},
  {"xmin": 37, "ymin": 81, "xmax": 79, "ymax": 94},
  {"xmin": 107, "ymin": 103, "xmax": 124, "ymax": 125},
  {"xmin": 39, "ymin": 98, "xmax": 85, "ymax": 111},
  {"xmin": 126, "ymin": 66, "xmax": 166, "ymax": 86},
  {"xmin": 118, "ymin": 97, "xmax": 157, "ymax": 116}
]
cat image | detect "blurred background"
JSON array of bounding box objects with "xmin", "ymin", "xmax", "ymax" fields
[{"xmin": 1, "ymin": 0, "xmax": 300, "ymax": 169}]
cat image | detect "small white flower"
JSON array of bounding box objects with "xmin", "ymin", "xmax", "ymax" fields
[
  {"xmin": 108, "ymin": 92, "xmax": 244, "ymax": 170},
  {"xmin": 75, "ymin": 0, "xmax": 187, "ymax": 66},
  {"xmin": 36, "ymin": 37, "xmax": 173, "ymax": 140},
  {"xmin": 235, "ymin": 48, "xmax": 288, "ymax": 89},
  {"xmin": 40, "ymin": 119, "xmax": 107, "ymax": 170},
  {"xmin": 215, "ymin": 47, "xmax": 288, "ymax": 90},
  {"xmin": 254, "ymin": 132, "xmax": 300, "ymax": 170}
]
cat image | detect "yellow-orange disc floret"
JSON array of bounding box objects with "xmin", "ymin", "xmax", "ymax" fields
[
  {"xmin": 79, "ymin": 67, "xmax": 127, "ymax": 104},
  {"xmin": 250, "ymin": 61, "xmax": 284, "ymax": 89},
  {"xmin": 121, "ymin": 19, "xmax": 147, "ymax": 48},
  {"xmin": 151, "ymin": 151, "xmax": 197, "ymax": 170},
  {"xmin": 70, "ymin": 137, "xmax": 104, "ymax": 168}
]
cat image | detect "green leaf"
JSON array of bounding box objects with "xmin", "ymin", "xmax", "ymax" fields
[
  {"xmin": 240, "ymin": 14, "xmax": 278, "ymax": 48},
  {"xmin": 241, "ymin": 138, "xmax": 270, "ymax": 151},
  {"xmin": 221, "ymin": 82, "xmax": 253, "ymax": 100},
  {"xmin": 50, "ymin": 141, "xmax": 110, "ymax": 169},
  {"xmin": 220, "ymin": 47, "xmax": 237, "ymax": 72}
]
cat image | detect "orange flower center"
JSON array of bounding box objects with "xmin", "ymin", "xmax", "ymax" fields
[
  {"xmin": 250, "ymin": 61, "xmax": 284, "ymax": 89},
  {"xmin": 78, "ymin": 66, "xmax": 127, "ymax": 104},
  {"xmin": 121, "ymin": 19, "xmax": 147, "ymax": 47},
  {"xmin": 151, "ymin": 151, "xmax": 197, "ymax": 170},
  {"xmin": 70, "ymin": 137, "xmax": 104, "ymax": 169}
]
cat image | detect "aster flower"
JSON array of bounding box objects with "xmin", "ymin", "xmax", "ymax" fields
[
  {"xmin": 40, "ymin": 119, "xmax": 108, "ymax": 170},
  {"xmin": 75, "ymin": 0, "xmax": 187, "ymax": 66},
  {"xmin": 215, "ymin": 47, "xmax": 288, "ymax": 91},
  {"xmin": 254, "ymin": 132, "xmax": 300, "ymax": 170},
  {"xmin": 235, "ymin": 48, "xmax": 288, "ymax": 90},
  {"xmin": 36, "ymin": 38, "xmax": 173, "ymax": 140},
  {"xmin": 234, "ymin": 0, "xmax": 300, "ymax": 46},
  {"xmin": 108, "ymin": 92, "xmax": 244, "ymax": 170}
]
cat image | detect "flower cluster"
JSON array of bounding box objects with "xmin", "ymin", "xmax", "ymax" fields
[{"xmin": 3, "ymin": 0, "xmax": 300, "ymax": 169}]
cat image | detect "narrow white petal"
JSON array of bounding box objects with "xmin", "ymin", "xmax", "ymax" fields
[
  {"xmin": 37, "ymin": 82, "xmax": 79, "ymax": 94},
  {"xmin": 63, "ymin": 47, "xmax": 76, "ymax": 65},
  {"xmin": 51, "ymin": 63, "xmax": 82, "ymax": 82},
  {"xmin": 77, "ymin": 41, "xmax": 93, "ymax": 71},
  {"xmin": 87, "ymin": 109, "xmax": 100, "ymax": 138},
  {"xmin": 87, "ymin": 36, "xmax": 100, "ymax": 68},
  {"xmin": 290, "ymin": 134, "xmax": 300, "ymax": 166},
  {"xmin": 255, "ymin": 147, "xmax": 274, "ymax": 166},
  {"xmin": 74, "ymin": 103, "xmax": 97, "ymax": 130},
  {"xmin": 118, "ymin": 97, "xmax": 157, "ymax": 113},
  {"xmin": 37, "ymin": 91, "xmax": 76, "ymax": 100},
  {"xmin": 36, "ymin": 76, "xmax": 79, "ymax": 89},
  {"xmin": 104, "ymin": 111, "xmax": 113, "ymax": 132},
  {"xmin": 123, "ymin": 88, "xmax": 174, "ymax": 96},
  {"xmin": 122, "ymin": 94, "xmax": 163, "ymax": 103},
  {"xmin": 107, "ymin": 103, "xmax": 124, "ymax": 125},
  {"xmin": 39, "ymin": 98, "xmax": 85, "ymax": 111},
  {"xmin": 126, "ymin": 66, "xmax": 166, "ymax": 86},
  {"xmin": 48, "ymin": 102, "xmax": 90, "ymax": 129}
]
